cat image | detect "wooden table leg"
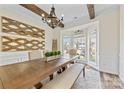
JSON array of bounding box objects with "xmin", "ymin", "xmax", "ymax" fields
[
  {"xmin": 57, "ymin": 68, "xmax": 62, "ymax": 74},
  {"xmin": 62, "ymin": 67, "xmax": 65, "ymax": 72},
  {"xmin": 62, "ymin": 65, "xmax": 67, "ymax": 72},
  {"xmin": 49, "ymin": 74, "xmax": 53, "ymax": 81},
  {"xmin": 34, "ymin": 82, "xmax": 43, "ymax": 89},
  {"xmin": 57, "ymin": 65, "xmax": 68, "ymax": 74},
  {"xmin": 70, "ymin": 61, "xmax": 74, "ymax": 64}
]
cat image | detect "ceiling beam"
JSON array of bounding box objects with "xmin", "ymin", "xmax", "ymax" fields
[
  {"xmin": 20, "ymin": 4, "xmax": 64, "ymax": 28},
  {"xmin": 87, "ymin": 4, "xmax": 95, "ymax": 19}
]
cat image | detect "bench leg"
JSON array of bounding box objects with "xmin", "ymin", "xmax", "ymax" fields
[
  {"xmin": 83, "ymin": 65, "xmax": 86, "ymax": 77},
  {"xmin": 34, "ymin": 82, "xmax": 43, "ymax": 89},
  {"xmin": 49, "ymin": 74, "xmax": 53, "ymax": 81}
]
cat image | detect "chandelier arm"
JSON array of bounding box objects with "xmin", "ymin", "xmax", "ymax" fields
[{"xmin": 41, "ymin": 4, "xmax": 64, "ymax": 29}]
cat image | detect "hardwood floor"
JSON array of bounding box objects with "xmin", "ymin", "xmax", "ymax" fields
[
  {"xmin": 72, "ymin": 66, "xmax": 101, "ymax": 89},
  {"xmin": 100, "ymin": 72, "xmax": 124, "ymax": 89},
  {"xmin": 72, "ymin": 66, "xmax": 124, "ymax": 89}
]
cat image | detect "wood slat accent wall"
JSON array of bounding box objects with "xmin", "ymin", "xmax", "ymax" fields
[
  {"xmin": 2, "ymin": 36, "xmax": 45, "ymax": 51},
  {"xmin": 0, "ymin": 17, "xmax": 45, "ymax": 51},
  {"xmin": 52, "ymin": 39, "xmax": 57, "ymax": 51}
]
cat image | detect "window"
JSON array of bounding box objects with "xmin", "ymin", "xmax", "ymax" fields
[
  {"xmin": 63, "ymin": 36, "xmax": 72, "ymax": 55},
  {"xmin": 73, "ymin": 36, "xmax": 87, "ymax": 61},
  {"xmin": 89, "ymin": 31, "xmax": 97, "ymax": 63}
]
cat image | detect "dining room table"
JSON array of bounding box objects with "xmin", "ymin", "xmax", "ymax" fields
[{"xmin": 0, "ymin": 55, "xmax": 78, "ymax": 89}]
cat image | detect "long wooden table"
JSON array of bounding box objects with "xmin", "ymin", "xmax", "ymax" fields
[{"xmin": 0, "ymin": 56, "xmax": 77, "ymax": 89}]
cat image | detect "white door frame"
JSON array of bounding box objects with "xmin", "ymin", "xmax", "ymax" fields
[
  {"xmin": 60, "ymin": 21, "xmax": 99, "ymax": 70},
  {"xmin": 87, "ymin": 23, "xmax": 99, "ymax": 70}
]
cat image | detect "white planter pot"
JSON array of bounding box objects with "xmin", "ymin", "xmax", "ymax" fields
[
  {"xmin": 46, "ymin": 56, "xmax": 56, "ymax": 62},
  {"xmin": 55, "ymin": 55, "xmax": 61, "ymax": 59},
  {"xmin": 46, "ymin": 55, "xmax": 61, "ymax": 62}
]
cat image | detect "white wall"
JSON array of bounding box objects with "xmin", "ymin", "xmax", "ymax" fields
[
  {"xmin": 0, "ymin": 5, "xmax": 53, "ymax": 66},
  {"xmin": 119, "ymin": 5, "xmax": 124, "ymax": 83},
  {"xmin": 0, "ymin": 51, "xmax": 29, "ymax": 66},
  {"xmin": 97, "ymin": 6, "xmax": 120, "ymax": 75},
  {"xmin": 52, "ymin": 30, "xmax": 61, "ymax": 50},
  {"xmin": 0, "ymin": 5, "xmax": 53, "ymax": 51},
  {"xmin": 59, "ymin": 6, "xmax": 120, "ymax": 75}
]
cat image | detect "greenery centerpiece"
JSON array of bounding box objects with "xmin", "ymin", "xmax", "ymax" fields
[{"xmin": 45, "ymin": 51, "xmax": 61, "ymax": 62}]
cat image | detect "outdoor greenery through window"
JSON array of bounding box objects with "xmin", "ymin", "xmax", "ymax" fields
[
  {"xmin": 63, "ymin": 29, "xmax": 97, "ymax": 63},
  {"xmin": 89, "ymin": 31, "xmax": 96, "ymax": 62},
  {"xmin": 73, "ymin": 36, "xmax": 87, "ymax": 61},
  {"xmin": 63, "ymin": 35, "xmax": 87, "ymax": 61}
]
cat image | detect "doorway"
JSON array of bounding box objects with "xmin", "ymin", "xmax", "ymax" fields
[{"xmin": 62, "ymin": 21, "xmax": 99, "ymax": 70}]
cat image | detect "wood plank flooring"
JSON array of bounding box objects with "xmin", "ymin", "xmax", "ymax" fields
[
  {"xmin": 100, "ymin": 72, "xmax": 124, "ymax": 89},
  {"xmin": 72, "ymin": 66, "xmax": 101, "ymax": 89},
  {"xmin": 72, "ymin": 66, "xmax": 124, "ymax": 89}
]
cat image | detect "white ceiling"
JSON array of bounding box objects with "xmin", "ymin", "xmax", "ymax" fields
[
  {"xmin": 0, "ymin": 4, "xmax": 119, "ymax": 29},
  {"xmin": 37, "ymin": 4, "xmax": 118, "ymax": 23}
]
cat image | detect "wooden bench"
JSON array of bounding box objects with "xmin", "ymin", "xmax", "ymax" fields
[
  {"xmin": 0, "ymin": 79, "xmax": 3, "ymax": 89},
  {"xmin": 42, "ymin": 63, "xmax": 85, "ymax": 89}
]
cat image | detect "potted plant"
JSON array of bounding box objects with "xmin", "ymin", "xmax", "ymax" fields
[
  {"xmin": 45, "ymin": 52, "xmax": 50, "ymax": 57},
  {"xmin": 45, "ymin": 51, "xmax": 61, "ymax": 62},
  {"xmin": 56, "ymin": 51, "xmax": 61, "ymax": 59}
]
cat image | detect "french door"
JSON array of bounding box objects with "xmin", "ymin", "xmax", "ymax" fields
[
  {"xmin": 73, "ymin": 35, "xmax": 87, "ymax": 61},
  {"xmin": 62, "ymin": 25, "xmax": 99, "ymax": 70},
  {"xmin": 88, "ymin": 30, "xmax": 98, "ymax": 68}
]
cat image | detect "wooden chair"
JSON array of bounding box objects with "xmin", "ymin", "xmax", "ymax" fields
[{"xmin": 28, "ymin": 50, "xmax": 44, "ymax": 60}]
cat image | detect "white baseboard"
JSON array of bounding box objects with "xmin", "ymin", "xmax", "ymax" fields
[
  {"xmin": 99, "ymin": 68, "xmax": 119, "ymax": 75},
  {"xmin": 119, "ymin": 75, "xmax": 124, "ymax": 84}
]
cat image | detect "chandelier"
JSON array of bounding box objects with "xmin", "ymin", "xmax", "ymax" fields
[{"xmin": 41, "ymin": 5, "xmax": 64, "ymax": 29}]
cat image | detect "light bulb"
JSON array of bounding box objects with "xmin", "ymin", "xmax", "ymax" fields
[
  {"xmin": 41, "ymin": 13, "xmax": 45, "ymax": 17},
  {"xmin": 47, "ymin": 19, "xmax": 51, "ymax": 23},
  {"xmin": 61, "ymin": 14, "xmax": 64, "ymax": 17},
  {"xmin": 61, "ymin": 14, "xmax": 64, "ymax": 21}
]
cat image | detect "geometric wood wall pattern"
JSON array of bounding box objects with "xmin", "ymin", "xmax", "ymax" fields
[
  {"xmin": 2, "ymin": 36, "xmax": 45, "ymax": 51},
  {"xmin": 2, "ymin": 17, "xmax": 45, "ymax": 39},
  {"xmin": 1, "ymin": 17, "xmax": 45, "ymax": 51}
]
